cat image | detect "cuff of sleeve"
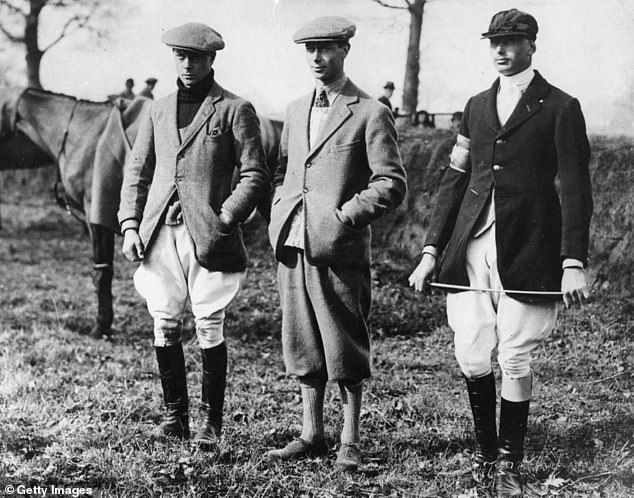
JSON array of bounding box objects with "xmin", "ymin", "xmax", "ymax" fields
[
  {"xmin": 562, "ymin": 257, "xmax": 584, "ymax": 270},
  {"xmin": 422, "ymin": 245, "xmax": 438, "ymax": 258},
  {"xmin": 120, "ymin": 219, "xmax": 139, "ymax": 233}
]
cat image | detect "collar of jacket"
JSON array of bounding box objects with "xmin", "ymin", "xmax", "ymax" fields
[
  {"xmin": 301, "ymin": 78, "xmax": 360, "ymax": 161},
  {"xmin": 167, "ymin": 79, "xmax": 224, "ymax": 153},
  {"xmin": 484, "ymin": 70, "xmax": 551, "ymax": 138}
]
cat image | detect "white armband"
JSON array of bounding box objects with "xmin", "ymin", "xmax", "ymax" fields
[{"xmin": 449, "ymin": 134, "xmax": 471, "ymax": 173}]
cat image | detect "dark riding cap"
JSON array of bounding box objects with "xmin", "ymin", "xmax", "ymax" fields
[
  {"xmin": 161, "ymin": 22, "xmax": 225, "ymax": 53},
  {"xmin": 481, "ymin": 9, "xmax": 538, "ymax": 41},
  {"xmin": 293, "ymin": 16, "xmax": 356, "ymax": 44}
]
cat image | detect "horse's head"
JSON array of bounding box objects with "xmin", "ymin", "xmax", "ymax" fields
[{"xmin": 0, "ymin": 88, "xmax": 56, "ymax": 171}]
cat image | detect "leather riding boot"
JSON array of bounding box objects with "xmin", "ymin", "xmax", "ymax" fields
[
  {"xmin": 465, "ymin": 372, "xmax": 498, "ymax": 484},
  {"xmin": 496, "ymin": 398, "xmax": 530, "ymax": 497},
  {"xmin": 90, "ymin": 265, "xmax": 114, "ymax": 338},
  {"xmin": 193, "ymin": 342, "xmax": 227, "ymax": 451},
  {"xmin": 152, "ymin": 343, "xmax": 190, "ymax": 441}
]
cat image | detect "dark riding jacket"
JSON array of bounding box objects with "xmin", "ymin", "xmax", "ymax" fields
[{"xmin": 425, "ymin": 71, "xmax": 593, "ymax": 301}]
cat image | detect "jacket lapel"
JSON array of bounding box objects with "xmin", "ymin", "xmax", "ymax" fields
[
  {"xmin": 166, "ymin": 92, "xmax": 181, "ymax": 150},
  {"xmin": 177, "ymin": 81, "xmax": 223, "ymax": 153},
  {"xmin": 497, "ymin": 71, "xmax": 550, "ymax": 138},
  {"xmin": 307, "ymin": 79, "xmax": 357, "ymax": 160},
  {"xmin": 296, "ymin": 92, "xmax": 313, "ymax": 158},
  {"xmin": 483, "ymin": 79, "xmax": 501, "ymax": 133}
]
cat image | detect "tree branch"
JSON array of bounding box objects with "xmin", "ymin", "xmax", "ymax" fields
[
  {"xmin": 369, "ymin": 0, "xmax": 407, "ymax": 10},
  {"xmin": 0, "ymin": 20, "xmax": 24, "ymax": 42},
  {"xmin": 0, "ymin": 0, "xmax": 28, "ymax": 16}
]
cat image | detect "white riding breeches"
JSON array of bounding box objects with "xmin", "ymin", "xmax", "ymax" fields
[
  {"xmin": 447, "ymin": 224, "xmax": 558, "ymax": 379},
  {"xmin": 133, "ymin": 223, "xmax": 243, "ymax": 349}
]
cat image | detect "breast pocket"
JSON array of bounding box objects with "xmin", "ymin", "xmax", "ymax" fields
[{"xmin": 329, "ymin": 139, "xmax": 362, "ymax": 153}]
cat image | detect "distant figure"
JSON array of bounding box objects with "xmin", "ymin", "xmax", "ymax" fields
[
  {"xmin": 450, "ymin": 111, "xmax": 463, "ymax": 133},
  {"xmin": 139, "ymin": 77, "xmax": 158, "ymax": 99},
  {"xmin": 378, "ymin": 81, "xmax": 395, "ymax": 115},
  {"xmin": 419, "ymin": 110, "xmax": 435, "ymax": 128},
  {"xmin": 119, "ymin": 78, "xmax": 135, "ymax": 100}
]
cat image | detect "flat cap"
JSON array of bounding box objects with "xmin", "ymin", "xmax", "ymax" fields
[
  {"xmin": 383, "ymin": 81, "xmax": 395, "ymax": 90},
  {"xmin": 293, "ymin": 16, "xmax": 356, "ymax": 44},
  {"xmin": 481, "ymin": 9, "xmax": 538, "ymax": 40},
  {"xmin": 161, "ymin": 22, "xmax": 225, "ymax": 53},
  {"xmin": 145, "ymin": 77, "xmax": 157, "ymax": 84}
]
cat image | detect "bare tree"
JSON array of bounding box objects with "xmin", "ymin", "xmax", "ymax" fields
[
  {"xmin": 370, "ymin": 0, "xmax": 427, "ymax": 118},
  {"xmin": 0, "ymin": 0, "xmax": 125, "ymax": 89}
]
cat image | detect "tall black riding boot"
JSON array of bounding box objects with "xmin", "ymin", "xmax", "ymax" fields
[
  {"xmin": 152, "ymin": 343, "xmax": 190, "ymax": 441},
  {"xmin": 193, "ymin": 342, "xmax": 227, "ymax": 451},
  {"xmin": 496, "ymin": 398, "xmax": 530, "ymax": 497},
  {"xmin": 465, "ymin": 372, "xmax": 498, "ymax": 484},
  {"xmin": 90, "ymin": 265, "xmax": 114, "ymax": 338}
]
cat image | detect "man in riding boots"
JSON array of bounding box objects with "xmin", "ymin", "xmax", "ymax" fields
[
  {"xmin": 409, "ymin": 9, "xmax": 592, "ymax": 496},
  {"xmin": 118, "ymin": 22, "xmax": 269, "ymax": 450}
]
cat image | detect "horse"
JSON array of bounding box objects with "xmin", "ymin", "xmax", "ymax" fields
[{"xmin": 0, "ymin": 87, "xmax": 282, "ymax": 338}]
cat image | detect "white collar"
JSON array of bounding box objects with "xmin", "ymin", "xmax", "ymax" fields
[
  {"xmin": 315, "ymin": 74, "xmax": 348, "ymax": 103},
  {"xmin": 499, "ymin": 66, "xmax": 535, "ymax": 93}
]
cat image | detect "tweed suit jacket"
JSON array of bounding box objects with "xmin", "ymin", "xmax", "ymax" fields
[
  {"xmin": 425, "ymin": 71, "xmax": 593, "ymax": 301},
  {"xmin": 118, "ymin": 81, "xmax": 270, "ymax": 272},
  {"xmin": 268, "ymin": 79, "xmax": 407, "ymax": 267}
]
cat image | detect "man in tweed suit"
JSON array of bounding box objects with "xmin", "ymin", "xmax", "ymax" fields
[
  {"xmin": 118, "ymin": 23, "xmax": 269, "ymax": 450},
  {"xmin": 265, "ymin": 16, "xmax": 407, "ymax": 471},
  {"xmin": 409, "ymin": 9, "xmax": 592, "ymax": 496}
]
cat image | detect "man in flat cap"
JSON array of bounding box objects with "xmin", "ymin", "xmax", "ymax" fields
[
  {"xmin": 139, "ymin": 77, "xmax": 158, "ymax": 99},
  {"xmin": 409, "ymin": 8, "xmax": 592, "ymax": 496},
  {"xmin": 119, "ymin": 22, "xmax": 269, "ymax": 450},
  {"xmin": 266, "ymin": 16, "xmax": 407, "ymax": 471}
]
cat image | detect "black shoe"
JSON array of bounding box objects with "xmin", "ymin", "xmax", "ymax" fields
[
  {"xmin": 265, "ymin": 437, "xmax": 329, "ymax": 461},
  {"xmin": 153, "ymin": 343, "xmax": 190, "ymax": 441},
  {"xmin": 496, "ymin": 454, "xmax": 523, "ymax": 497}
]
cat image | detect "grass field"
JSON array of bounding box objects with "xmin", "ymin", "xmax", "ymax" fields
[
  {"xmin": 0, "ymin": 201, "xmax": 632, "ymax": 498},
  {"xmin": 1, "ymin": 127, "xmax": 633, "ymax": 497}
]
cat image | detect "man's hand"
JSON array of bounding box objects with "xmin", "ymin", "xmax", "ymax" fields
[
  {"xmin": 561, "ymin": 267, "xmax": 590, "ymax": 308},
  {"xmin": 122, "ymin": 229, "xmax": 144, "ymax": 262},
  {"xmin": 408, "ymin": 253, "xmax": 437, "ymax": 293}
]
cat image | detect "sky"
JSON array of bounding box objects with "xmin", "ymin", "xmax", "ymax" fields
[{"xmin": 3, "ymin": 0, "xmax": 633, "ymax": 134}]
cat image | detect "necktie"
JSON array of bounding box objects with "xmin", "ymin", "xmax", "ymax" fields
[{"xmin": 314, "ymin": 89, "xmax": 330, "ymax": 108}]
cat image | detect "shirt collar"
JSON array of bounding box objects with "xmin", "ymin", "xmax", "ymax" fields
[
  {"xmin": 315, "ymin": 74, "xmax": 348, "ymax": 105},
  {"xmin": 499, "ymin": 65, "xmax": 535, "ymax": 93}
]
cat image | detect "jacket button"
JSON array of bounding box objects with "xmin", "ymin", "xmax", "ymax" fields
[
  {"xmin": 302, "ymin": 187, "xmax": 309, "ymax": 193},
  {"xmin": 492, "ymin": 164, "xmax": 503, "ymax": 171},
  {"xmin": 495, "ymin": 139, "xmax": 505, "ymax": 144}
]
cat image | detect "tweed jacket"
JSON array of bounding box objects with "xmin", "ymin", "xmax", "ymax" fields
[
  {"xmin": 118, "ymin": 81, "xmax": 270, "ymax": 272},
  {"xmin": 268, "ymin": 79, "xmax": 407, "ymax": 267},
  {"xmin": 425, "ymin": 71, "xmax": 593, "ymax": 301}
]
